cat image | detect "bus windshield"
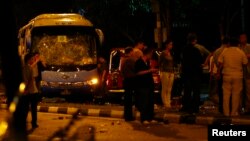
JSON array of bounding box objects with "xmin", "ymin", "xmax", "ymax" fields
[{"xmin": 31, "ymin": 26, "xmax": 98, "ymax": 67}]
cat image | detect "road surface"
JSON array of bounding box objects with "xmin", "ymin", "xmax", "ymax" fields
[{"xmin": 0, "ymin": 109, "xmax": 208, "ymax": 141}]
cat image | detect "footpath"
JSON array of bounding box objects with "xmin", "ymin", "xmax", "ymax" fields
[{"xmin": 1, "ymin": 98, "xmax": 250, "ymax": 125}]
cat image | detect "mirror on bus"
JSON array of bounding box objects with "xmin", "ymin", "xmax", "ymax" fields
[
  {"xmin": 25, "ymin": 30, "xmax": 31, "ymax": 49},
  {"xmin": 95, "ymin": 29, "xmax": 104, "ymax": 45}
]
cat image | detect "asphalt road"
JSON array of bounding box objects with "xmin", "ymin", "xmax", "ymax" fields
[{"xmin": 0, "ymin": 110, "xmax": 208, "ymax": 141}]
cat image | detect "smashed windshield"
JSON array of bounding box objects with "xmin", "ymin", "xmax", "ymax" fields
[{"xmin": 31, "ymin": 26, "xmax": 97, "ymax": 66}]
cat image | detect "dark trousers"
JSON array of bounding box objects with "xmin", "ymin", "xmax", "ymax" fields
[
  {"xmin": 14, "ymin": 94, "xmax": 39, "ymax": 128},
  {"xmin": 218, "ymin": 76, "xmax": 223, "ymax": 113},
  {"xmin": 123, "ymin": 79, "xmax": 134, "ymax": 121},
  {"xmin": 13, "ymin": 95, "xmax": 29, "ymax": 132},
  {"xmin": 27, "ymin": 93, "xmax": 39, "ymax": 126},
  {"xmin": 136, "ymin": 88, "xmax": 154, "ymax": 122},
  {"xmin": 209, "ymin": 75, "xmax": 219, "ymax": 103},
  {"xmin": 182, "ymin": 75, "xmax": 201, "ymax": 113}
]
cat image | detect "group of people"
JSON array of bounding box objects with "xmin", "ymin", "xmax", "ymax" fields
[
  {"xmin": 163, "ymin": 32, "xmax": 250, "ymax": 117},
  {"xmin": 161, "ymin": 32, "xmax": 250, "ymax": 117},
  {"xmin": 151, "ymin": 32, "xmax": 208, "ymax": 114},
  {"xmin": 120, "ymin": 35, "xmax": 210, "ymax": 123},
  {"xmin": 121, "ymin": 31, "xmax": 250, "ymax": 122},
  {"xmin": 204, "ymin": 33, "xmax": 250, "ymax": 117}
]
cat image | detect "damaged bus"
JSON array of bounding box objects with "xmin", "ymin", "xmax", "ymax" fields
[{"xmin": 18, "ymin": 13, "xmax": 104, "ymax": 99}]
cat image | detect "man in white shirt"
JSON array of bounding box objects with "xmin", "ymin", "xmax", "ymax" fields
[{"xmin": 218, "ymin": 37, "xmax": 248, "ymax": 116}]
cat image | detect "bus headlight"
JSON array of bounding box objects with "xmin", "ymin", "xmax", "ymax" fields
[
  {"xmin": 86, "ymin": 78, "xmax": 98, "ymax": 85},
  {"xmin": 40, "ymin": 81, "xmax": 48, "ymax": 87}
]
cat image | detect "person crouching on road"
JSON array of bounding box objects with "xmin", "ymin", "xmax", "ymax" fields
[{"xmin": 23, "ymin": 53, "xmax": 40, "ymax": 129}]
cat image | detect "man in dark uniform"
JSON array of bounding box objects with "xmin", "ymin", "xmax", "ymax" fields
[
  {"xmin": 121, "ymin": 47, "xmax": 137, "ymax": 121},
  {"xmin": 180, "ymin": 34, "xmax": 203, "ymax": 114}
]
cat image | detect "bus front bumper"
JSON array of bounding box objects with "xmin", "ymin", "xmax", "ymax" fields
[{"xmin": 40, "ymin": 81, "xmax": 98, "ymax": 96}]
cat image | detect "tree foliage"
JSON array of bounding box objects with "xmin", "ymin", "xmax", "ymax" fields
[
  {"xmin": 73, "ymin": 0, "xmax": 154, "ymax": 47},
  {"xmin": 12, "ymin": 0, "xmax": 249, "ymax": 51}
]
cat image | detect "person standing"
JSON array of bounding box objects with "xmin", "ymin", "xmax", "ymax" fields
[
  {"xmin": 97, "ymin": 57, "xmax": 108, "ymax": 94},
  {"xmin": 239, "ymin": 33, "xmax": 250, "ymax": 115},
  {"xmin": 159, "ymin": 40, "xmax": 175, "ymax": 108},
  {"xmin": 212, "ymin": 37, "xmax": 230, "ymax": 113},
  {"xmin": 180, "ymin": 34, "xmax": 203, "ymax": 114},
  {"xmin": 120, "ymin": 47, "xmax": 137, "ymax": 121},
  {"xmin": 134, "ymin": 48, "xmax": 158, "ymax": 124},
  {"xmin": 23, "ymin": 53, "xmax": 41, "ymax": 129},
  {"xmin": 217, "ymin": 37, "xmax": 248, "ymax": 117},
  {"xmin": 96, "ymin": 56, "xmax": 108, "ymax": 104},
  {"xmin": 203, "ymin": 49, "xmax": 219, "ymax": 104}
]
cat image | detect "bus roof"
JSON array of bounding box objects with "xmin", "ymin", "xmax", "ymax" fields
[
  {"xmin": 30, "ymin": 13, "xmax": 93, "ymax": 27},
  {"xmin": 18, "ymin": 13, "xmax": 93, "ymax": 36}
]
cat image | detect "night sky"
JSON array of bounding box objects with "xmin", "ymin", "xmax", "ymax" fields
[{"xmin": 10, "ymin": 0, "xmax": 250, "ymax": 54}]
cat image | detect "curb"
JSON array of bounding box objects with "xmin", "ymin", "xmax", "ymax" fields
[
  {"xmin": 37, "ymin": 105, "xmax": 127, "ymax": 119},
  {"xmin": 159, "ymin": 113, "xmax": 250, "ymax": 125},
  {"xmin": 1, "ymin": 104, "xmax": 250, "ymax": 125}
]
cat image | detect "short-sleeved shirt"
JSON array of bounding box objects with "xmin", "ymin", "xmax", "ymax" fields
[
  {"xmin": 159, "ymin": 50, "xmax": 174, "ymax": 72},
  {"xmin": 218, "ymin": 47, "xmax": 248, "ymax": 78}
]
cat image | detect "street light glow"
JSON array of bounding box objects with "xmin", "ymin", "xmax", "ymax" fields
[
  {"xmin": 0, "ymin": 121, "xmax": 8, "ymax": 136},
  {"xmin": 9, "ymin": 102, "xmax": 17, "ymax": 113},
  {"xmin": 19, "ymin": 82, "xmax": 26, "ymax": 94}
]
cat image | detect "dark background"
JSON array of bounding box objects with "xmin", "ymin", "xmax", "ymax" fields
[{"xmin": 10, "ymin": 0, "xmax": 250, "ymax": 59}]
